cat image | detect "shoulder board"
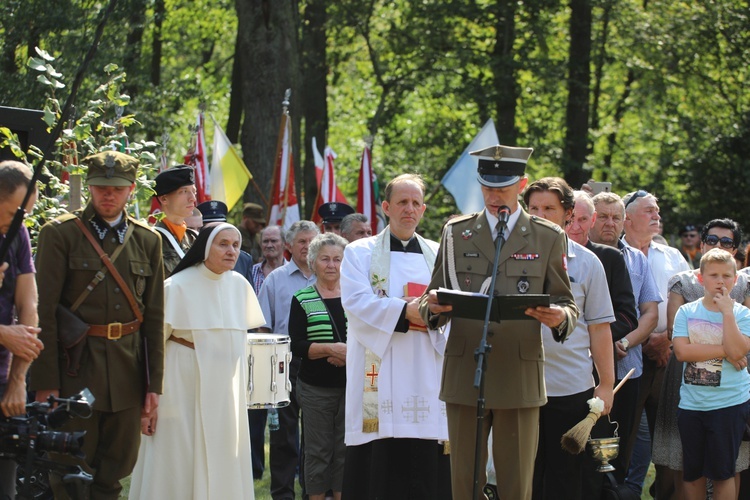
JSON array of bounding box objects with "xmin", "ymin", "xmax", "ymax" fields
[
  {"xmin": 50, "ymin": 213, "xmax": 79, "ymax": 225},
  {"xmin": 445, "ymin": 212, "xmax": 478, "ymax": 226},
  {"xmin": 529, "ymin": 215, "xmax": 564, "ymax": 234},
  {"xmin": 128, "ymin": 217, "xmax": 158, "ymax": 233}
]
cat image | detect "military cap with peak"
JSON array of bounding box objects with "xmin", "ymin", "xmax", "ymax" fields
[
  {"xmin": 84, "ymin": 151, "xmax": 138, "ymax": 187},
  {"xmin": 153, "ymin": 165, "xmax": 195, "ymax": 197},
  {"xmin": 242, "ymin": 203, "xmax": 267, "ymax": 224},
  {"xmin": 318, "ymin": 202, "xmax": 355, "ymax": 224},
  {"xmin": 471, "ymin": 144, "xmax": 534, "ymax": 188},
  {"xmin": 197, "ymin": 200, "xmax": 228, "ymax": 223}
]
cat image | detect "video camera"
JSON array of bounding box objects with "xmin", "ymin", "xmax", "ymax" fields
[{"xmin": 0, "ymin": 389, "xmax": 95, "ymax": 499}]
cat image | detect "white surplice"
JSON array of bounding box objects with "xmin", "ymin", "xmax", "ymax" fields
[
  {"xmin": 129, "ymin": 264, "xmax": 265, "ymax": 499},
  {"xmin": 341, "ymin": 235, "xmax": 448, "ymax": 447}
]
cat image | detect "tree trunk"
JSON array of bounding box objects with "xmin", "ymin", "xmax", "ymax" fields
[
  {"xmin": 492, "ymin": 0, "xmax": 518, "ymax": 145},
  {"xmin": 235, "ymin": 0, "xmax": 301, "ymax": 210},
  {"xmin": 150, "ymin": 0, "xmax": 165, "ymax": 86},
  {"xmin": 123, "ymin": 0, "xmax": 147, "ymax": 100},
  {"xmin": 301, "ymin": 0, "xmax": 328, "ymax": 219},
  {"xmin": 562, "ymin": 0, "xmax": 592, "ymax": 188},
  {"xmin": 226, "ymin": 32, "xmax": 243, "ymax": 144},
  {"xmin": 589, "ymin": 0, "xmax": 613, "ymax": 138}
]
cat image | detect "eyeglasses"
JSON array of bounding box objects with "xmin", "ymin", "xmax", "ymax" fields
[
  {"xmin": 682, "ymin": 233, "xmax": 699, "ymax": 238},
  {"xmin": 624, "ymin": 190, "xmax": 648, "ymax": 210},
  {"xmin": 703, "ymin": 235, "xmax": 736, "ymax": 249}
]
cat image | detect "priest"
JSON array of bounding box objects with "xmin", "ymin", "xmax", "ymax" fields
[{"xmin": 340, "ymin": 173, "xmax": 450, "ymax": 500}]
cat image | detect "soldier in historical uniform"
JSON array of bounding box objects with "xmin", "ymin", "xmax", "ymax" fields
[
  {"xmin": 152, "ymin": 165, "xmax": 197, "ymax": 277},
  {"xmin": 420, "ymin": 144, "xmax": 578, "ymax": 500},
  {"xmin": 239, "ymin": 202, "xmax": 267, "ymax": 262},
  {"xmin": 30, "ymin": 151, "xmax": 165, "ymax": 500}
]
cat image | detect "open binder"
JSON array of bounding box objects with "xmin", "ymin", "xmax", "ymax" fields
[{"xmin": 436, "ymin": 287, "xmax": 550, "ymax": 322}]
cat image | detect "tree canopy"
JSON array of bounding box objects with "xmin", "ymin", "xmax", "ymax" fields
[{"xmin": 1, "ymin": 0, "xmax": 748, "ymax": 241}]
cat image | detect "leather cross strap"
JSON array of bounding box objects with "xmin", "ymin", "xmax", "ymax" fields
[
  {"xmin": 73, "ymin": 218, "xmax": 144, "ymax": 326},
  {"xmin": 70, "ymin": 222, "xmax": 134, "ymax": 311}
]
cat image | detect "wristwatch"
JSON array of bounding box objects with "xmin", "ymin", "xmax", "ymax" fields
[{"xmin": 620, "ymin": 338, "xmax": 630, "ymax": 352}]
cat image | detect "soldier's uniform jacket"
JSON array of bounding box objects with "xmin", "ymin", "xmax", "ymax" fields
[
  {"xmin": 154, "ymin": 219, "xmax": 197, "ymax": 277},
  {"xmin": 239, "ymin": 227, "xmax": 262, "ymax": 262},
  {"xmin": 419, "ymin": 208, "xmax": 578, "ymax": 409},
  {"xmin": 30, "ymin": 204, "xmax": 165, "ymax": 413}
]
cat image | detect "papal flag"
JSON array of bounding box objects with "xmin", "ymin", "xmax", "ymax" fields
[{"xmin": 210, "ymin": 122, "xmax": 251, "ymax": 211}]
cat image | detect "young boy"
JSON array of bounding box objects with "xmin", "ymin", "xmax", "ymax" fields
[{"xmin": 673, "ymin": 248, "xmax": 750, "ymax": 500}]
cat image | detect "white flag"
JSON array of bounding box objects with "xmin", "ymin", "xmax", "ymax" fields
[{"xmin": 441, "ymin": 119, "xmax": 499, "ymax": 214}]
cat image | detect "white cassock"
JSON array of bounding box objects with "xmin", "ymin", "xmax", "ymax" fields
[
  {"xmin": 340, "ymin": 234, "xmax": 449, "ymax": 447},
  {"xmin": 129, "ymin": 264, "xmax": 265, "ymax": 500}
]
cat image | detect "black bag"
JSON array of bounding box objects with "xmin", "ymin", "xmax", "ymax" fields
[
  {"xmin": 55, "ymin": 304, "xmax": 89, "ymax": 377},
  {"xmin": 601, "ymin": 472, "xmax": 640, "ymax": 500}
]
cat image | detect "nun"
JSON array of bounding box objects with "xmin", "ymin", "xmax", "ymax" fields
[{"xmin": 129, "ymin": 222, "xmax": 265, "ymax": 499}]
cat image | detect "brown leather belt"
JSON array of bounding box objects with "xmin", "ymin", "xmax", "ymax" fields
[
  {"xmin": 87, "ymin": 320, "xmax": 141, "ymax": 340},
  {"xmin": 168, "ymin": 335, "xmax": 195, "ymax": 350}
]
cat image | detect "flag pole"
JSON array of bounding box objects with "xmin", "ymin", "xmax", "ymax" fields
[{"xmin": 280, "ymin": 89, "xmax": 292, "ymax": 224}]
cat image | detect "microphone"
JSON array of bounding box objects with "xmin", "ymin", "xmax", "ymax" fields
[{"xmin": 497, "ymin": 205, "xmax": 511, "ymax": 224}]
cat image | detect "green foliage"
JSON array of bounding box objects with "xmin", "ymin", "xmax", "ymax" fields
[
  {"xmin": 2, "ymin": 0, "xmax": 748, "ymax": 241},
  {"xmin": 2, "ymin": 48, "xmax": 160, "ymax": 245}
]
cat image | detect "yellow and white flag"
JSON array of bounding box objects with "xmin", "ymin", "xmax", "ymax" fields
[{"xmin": 210, "ymin": 123, "xmax": 251, "ymax": 210}]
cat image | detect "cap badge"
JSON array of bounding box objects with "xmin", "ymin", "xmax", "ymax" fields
[
  {"xmin": 517, "ymin": 277, "xmax": 530, "ymax": 294},
  {"xmin": 104, "ymin": 154, "xmax": 116, "ymax": 178},
  {"xmin": 330, "ymin": 202, "xmax": 338, "ymax": 211},
  {"xmin": 210, "ymin": 201, "xmax": 218, "ymax": 209},
  {"xmin": 493, "ymin": 147, "xmax": 503, "ymax": 160},
  {"xmin": 461, "ymin": 229, "xmax": 472, "ymax": 240}
]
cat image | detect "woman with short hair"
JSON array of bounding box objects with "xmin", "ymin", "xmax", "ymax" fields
[{"xmin": 288, "ymin": 233, "xmax": 349, "ymax": 500}]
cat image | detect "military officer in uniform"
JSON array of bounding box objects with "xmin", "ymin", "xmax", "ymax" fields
[
  {"xmin": 30, "ymin": 151, "xmax": 165, "ymax": 499},
  {"xmin": 317, "ymin": 201, "xmax": 355, "ymax": 235},
  {"xmin": 420, "ymin": 144, "xmax": 578, "ymax": 500},
  {"xmin": 152, "ymin": 165, "xmax": 197, "ymax": 277}
]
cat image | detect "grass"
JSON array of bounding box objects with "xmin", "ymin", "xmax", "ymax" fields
[
  {"xmin": 118, "ymin": 422, "xmax": 654, "ymax": 499},
  {"xmin": 641, "ymin": 463, "xmax": 656, "ymax": 500}
]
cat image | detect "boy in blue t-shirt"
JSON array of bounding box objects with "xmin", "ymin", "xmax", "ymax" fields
[{"xmin": 673, "ymin": 248, "xmax": 750, "ymax": 500}]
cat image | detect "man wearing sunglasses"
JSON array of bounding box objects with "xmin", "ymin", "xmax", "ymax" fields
[{"xmin": 621, "ymin": 190, "xmax": 690, "ymax": 497}]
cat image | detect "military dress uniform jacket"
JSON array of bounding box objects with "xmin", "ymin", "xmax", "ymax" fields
[
  {"xmin": 419, "ymin": 208, "xmax": 578, "ymax": 409},
  {"xmin": 154, "ymin": 219, "xmax": 197, "ymax": 277},
  {"xmin": 30, "ymin": 204, "xmax": 165, "ymax": 413}
]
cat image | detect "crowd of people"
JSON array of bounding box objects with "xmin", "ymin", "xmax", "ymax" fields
[{"xmin": 0, "ymin": 145, "xmax": 749, "ymax": 500}]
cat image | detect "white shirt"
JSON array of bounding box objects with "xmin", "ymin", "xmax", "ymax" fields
[{"xmin": 622, "ymin": 238, "xmax": 689, "ymax": 333}]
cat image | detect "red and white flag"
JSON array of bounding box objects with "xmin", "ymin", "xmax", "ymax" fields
[
  {"xmin": 184, "ymin": 112, "xmax": 211, "ymax": 204},
  {"xmin": 268, "ymin": 108, "xmax": 300, "ymax": 231},
  {"xmin": 356, "ymin": 143, "xmax": 385, "ymax": 234},
  {"xmin": 311, "ymin": 137, "xmax": 349, "ymax": 223}
]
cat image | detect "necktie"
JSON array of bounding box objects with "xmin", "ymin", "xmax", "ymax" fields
[{"xmin": 495, "ymin": 222, "xmax": 506, "ymax": 249}]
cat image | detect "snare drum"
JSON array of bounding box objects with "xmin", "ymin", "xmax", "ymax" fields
[{"xmin": 246, "ymin": 333, "xmax": 292, "ymax": 409}]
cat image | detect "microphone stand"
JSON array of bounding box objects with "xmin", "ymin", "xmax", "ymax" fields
[{"xmin": 471, "ymin": 216, "xmax": 507, "ymax": 500}]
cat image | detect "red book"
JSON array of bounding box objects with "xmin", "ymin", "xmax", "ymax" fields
[{"xmin": 404, "ymin": 282, "xmax": 428, "ymax": 332}]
